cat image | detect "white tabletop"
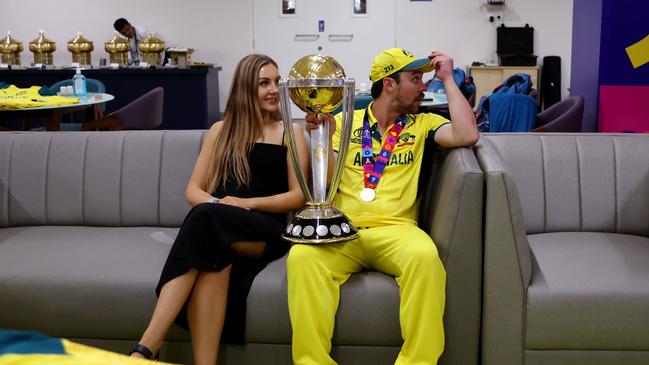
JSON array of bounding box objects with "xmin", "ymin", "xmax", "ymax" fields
[
  {"xmin": 420, "ymin": 91, "xmax": 447, "ymax": 107},
  {"xmin": 1, "ymin": 93, "xmax": 114, "ymax": 112}
]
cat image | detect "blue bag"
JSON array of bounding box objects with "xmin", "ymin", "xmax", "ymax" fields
[
  {"xmin": 475, "ymin": 73, "xmax": 536, "ymax": 132},
  {"xmin": 426, "ymin": 68, "xmax": 476, "ymax": 105}
]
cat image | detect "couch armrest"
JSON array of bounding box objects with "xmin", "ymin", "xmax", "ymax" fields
[
  {"xmin": 419, "ymin": 147, "xmax": 482, "ymax": 265},
  {"xmin": 418, "ymin": 146, "xmax": 483, "ymax": 365},
  {"xmin": 474, "ymin": 137, "xmax": 533, "ymax": 365}
]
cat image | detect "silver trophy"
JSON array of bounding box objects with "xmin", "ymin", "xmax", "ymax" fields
[{"xmin": 280, "ymin": 54, "xmax": 359, "ymax": 244}]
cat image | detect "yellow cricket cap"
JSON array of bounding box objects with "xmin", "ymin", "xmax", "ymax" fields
[{"xmin": 369, "ymin": 48, "xmax": 435, "ymax": 83}]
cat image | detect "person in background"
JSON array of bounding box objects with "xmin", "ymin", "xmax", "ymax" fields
[
  {"xmin": 113, "ymin": 18, "xmax": 155, "ymax": 65},
  {"xmin": 287, "ymin": 48, "xmax": 479, "ymax": 365},
  {"xmin": 129, "ymin": 54, "xmax": 308, "ymax": 365}
]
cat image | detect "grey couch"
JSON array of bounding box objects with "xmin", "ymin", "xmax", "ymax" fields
[
  {"xmin": 475, "ymin": 133, "xmax": 649, "ymax": 365},
  {"xmin": 0, "ymin": 130, "xmax": 483, "ymax": 365}
]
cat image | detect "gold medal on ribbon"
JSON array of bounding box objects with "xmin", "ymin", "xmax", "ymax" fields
[{"xmin": 360, "ymin": 187, "xmax": 376, "ymax": 202}]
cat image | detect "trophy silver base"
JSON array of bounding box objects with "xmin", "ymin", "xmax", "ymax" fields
[{"xmin": 283, "ymin": 203, "xmax": 360, "ymax": 244}]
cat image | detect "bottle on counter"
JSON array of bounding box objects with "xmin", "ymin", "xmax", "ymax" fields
[{"xmin": 72, "ymin": 68, "xmax": 87, "ymax": 98}]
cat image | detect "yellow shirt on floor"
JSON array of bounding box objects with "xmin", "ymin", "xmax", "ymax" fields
[
  {"xmin": 0, "ymin": 85, "xmax": 79, "ymax": 109},
  {"xmin": 0, "ymin": 330, "xmax": 177, "ymax": 365},
  {"xmin": 332, "ymin": 104, "xmax": 449, "ymax": 227}
]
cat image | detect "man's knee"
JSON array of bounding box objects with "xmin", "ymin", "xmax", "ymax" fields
[
  {"xmin": 286, "ymin": 244, "xmax": 320, "ymax": 273},
  {"xmin": 404, "ymin": 242, "xmax": 441, "ymax": 269}
]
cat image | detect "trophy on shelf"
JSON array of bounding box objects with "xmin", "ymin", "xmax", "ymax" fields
[
  {"xmin": 67, "ymin": 32, "xmax": 94, "ymax": 67},
  {"xmin": 29, "ymin": 30, "xmax": 56, "ymax": 66},
  {"xmin": 104, "ymin": 32, "xmax": 130, "ymax": 67},
  {"xmin": 138, "ymin": 33, "xmax": 165, "ymax": 66},
  {"xmin": 279, "ymin": 54, "xmax": 359, "ymax": 244},
  {"xmin": 0, "ymin": 31, "xmax": 23, "ymax": 67}
]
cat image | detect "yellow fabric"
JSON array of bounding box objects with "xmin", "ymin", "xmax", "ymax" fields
[
  {"xmin": 0, "ymin": 85, "xmax": 79, "ymax": 110},
  {"xmin": 332, "ymin": 106, "xmax": 449, "ymax": 228},
  {"xmin": 0, "ymin": 339, "xmax": 176, "ymax": 365},
  {"xmin": 625, "ymin": 34, "xmax": 649, "ymax": 69},
  {"xmin": 287, "ymin": 224, "xmax": 446, "ymax": 365}
]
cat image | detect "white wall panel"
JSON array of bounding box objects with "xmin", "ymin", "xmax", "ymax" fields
[{"xmin": 3, "ymin": 0, "xmax": 573, "ymax": 112}]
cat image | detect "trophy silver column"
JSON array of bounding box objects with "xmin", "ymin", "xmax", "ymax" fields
[{"xmin": 280, "ymin": 54, "xmax": 359, "ymax": 244}]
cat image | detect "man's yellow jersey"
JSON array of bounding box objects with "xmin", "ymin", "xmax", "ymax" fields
[{"xmin": 332, "ymin": 104, "xmax": 449, "ymax": 227}]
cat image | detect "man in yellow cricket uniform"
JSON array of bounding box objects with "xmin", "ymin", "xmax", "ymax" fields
[{"xmin": 287, "ymin": 48, "xmax": 479, "ymax": 365}]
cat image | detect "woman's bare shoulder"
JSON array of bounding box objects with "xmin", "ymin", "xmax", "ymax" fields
[
  {"xmin": 209, "ymin": 120, "xmax": 223, "ymax": 132},
  {"xmin": 204, "ymin": 121, "xmax": 223, "ymax": 140}
]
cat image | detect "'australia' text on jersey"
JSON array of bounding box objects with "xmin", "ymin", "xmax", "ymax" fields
[{"xmin": 352, "ymin": 151, "xmax": 414, "ymax": 167}]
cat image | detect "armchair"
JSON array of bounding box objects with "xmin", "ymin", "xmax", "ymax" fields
[
  {"xmin": 82, "ymin": 87, "xmax": 163, "ymax": 131},
  {"xmin": 475, "ymin": 133, "xmax": 649, "ymax": 365},
  {"xmin": 533, "ymin": 95, "xmax": 584, "ymax": 132}
]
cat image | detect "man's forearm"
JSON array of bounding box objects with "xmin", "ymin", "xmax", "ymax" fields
[{"xmin": 444, "ymin": 79, "xmax": 479, "ymax": 145}]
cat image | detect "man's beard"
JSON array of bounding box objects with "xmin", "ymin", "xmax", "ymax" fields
[
  {"xmin": 400, "ymin": 95, "xmax": 423, "ymax": 114},
  {"xmin": 395, "ymin": 90, "xmax": 424, "ymax": 114}
]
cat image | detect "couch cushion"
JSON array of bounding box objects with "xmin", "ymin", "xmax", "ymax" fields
[
  {"xmin": 526, "ymin": 232, "xmax": 649, "ymax": 350},
  {"xmin": 0, "ymin": 226, "xmax": 403, "ymax": 347},
  {"xmin": 247, "ymin": 256, "xmax": 402, "ymax": 346},
  {"xmin": 0, "ymin": 226, "xmax": 190, "ymax": 341},
  {"xmin": 480, "ymin": 134, "xmax": 649, "ymax": 236},
  {"xmin": 0, "ymin": 131, "xmax": 201, "ymax": 228}
]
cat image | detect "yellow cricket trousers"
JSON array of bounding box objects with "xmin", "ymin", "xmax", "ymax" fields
[{"xmin": 287, "ymin": 224, "xmax": 446, "ymax": 365}]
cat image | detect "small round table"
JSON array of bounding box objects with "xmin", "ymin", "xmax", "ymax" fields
[{"xmin": 0, "ymin": 93, "xmax": 115, "ymax": 131}]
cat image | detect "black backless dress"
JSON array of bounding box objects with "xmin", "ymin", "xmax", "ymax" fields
[{"xmin": 156, "ymin": 143, "xmax": 290, "ymax": 343}]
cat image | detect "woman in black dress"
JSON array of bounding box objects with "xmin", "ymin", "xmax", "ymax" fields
[{"xmin": 130, "ymin": 54, "xmax": 308, "ymax": 364}]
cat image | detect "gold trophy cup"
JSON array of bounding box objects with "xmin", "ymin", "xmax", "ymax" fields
[
  {"xmin": 280, "ymin": 54, "xmax": 359, "ymax": 244},
  {"xmin": 29, "ymin": 30, "xmax": 56, "ymax": 65},
  {"xmin": 104, "ymin": 33, "xmax": 130, "ymax": 66},
  {"xmin": 0, "ymin": 32, "xmax": 23, "ymax": 66},
  {"xmin": 138, "ymin": 33, "xmax": 165, "ymax": 66},
  {"xmin": 67, "ymin": 32, "xmax": 94, "ymax": 66}
]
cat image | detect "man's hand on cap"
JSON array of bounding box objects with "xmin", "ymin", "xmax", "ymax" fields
[{"xmin": 428, "ymin": 51, "xmax": 454, "ymax": 82}]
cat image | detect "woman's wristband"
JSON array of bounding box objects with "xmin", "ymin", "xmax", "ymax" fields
[{"xmin": 209, "ymin": 196, "xmax": 219, "ymax": 204}]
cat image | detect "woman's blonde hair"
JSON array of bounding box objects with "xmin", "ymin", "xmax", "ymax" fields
[{"xmin": 205, "ymin": 54, "xmax": 281, "ymax": 193}]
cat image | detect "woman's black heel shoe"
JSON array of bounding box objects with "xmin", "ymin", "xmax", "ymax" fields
[{"xmin": 130, "ymin": 343, "xmax": 159, "ymax": 360}]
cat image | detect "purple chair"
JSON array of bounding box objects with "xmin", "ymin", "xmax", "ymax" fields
[
  {"xmin": 532, "ymin": 95, "xmax": 584, "ymax": 132},
  {"xmin": 82, "ymin": 87, "xmax": 164, "ymax": 131}
]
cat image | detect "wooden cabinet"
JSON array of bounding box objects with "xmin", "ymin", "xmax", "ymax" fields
[{"xmin": 467, "ymin": 66, "xmax": 540, "ymax": 105}]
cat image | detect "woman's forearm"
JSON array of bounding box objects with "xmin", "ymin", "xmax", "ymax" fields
[
  {"xmin": 247, "ymin": 189, "xmax": 305, "ymax": 213},
  {"xmin": 186, "ymin": 184, "xmax": 214, "ymax": 207}
]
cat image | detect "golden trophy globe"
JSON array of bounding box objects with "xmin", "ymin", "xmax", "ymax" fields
[{"xmin": 279, "ymin": 54, "xmax": 359, "ymax": 244}]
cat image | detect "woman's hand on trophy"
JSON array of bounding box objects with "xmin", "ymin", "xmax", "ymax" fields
[{"xmin": 305, "ymin": 112, "xmax": 337, "ymax": 139}]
